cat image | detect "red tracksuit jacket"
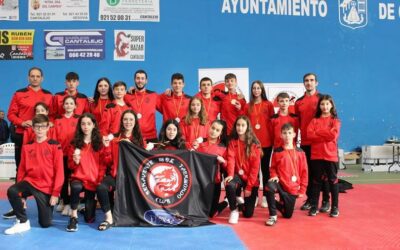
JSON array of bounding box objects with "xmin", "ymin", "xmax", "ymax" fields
[
  {"xmin": 68, "ymin": 144, "xmax": 107, "ymax": 191},
  {"xmin": 99, "ymin": 102, "xmax": 131, "ymax": 136},
  {"xmin": 157, "ymin": 93, "xmax": 191, "ymax": 123},
  {"xmin": 17, "ymin": 139, "xmax": 64, "ymax": 197},
  {"xmin": 124, "ymin": 89, "xmax": 159, "ymax": 140},
  {"xmin": 54, "ymin": 114, "xmax": 79, "ymax": 155},
  {"xmin": 89, "ymin": 98, "xmax": 111, "ymax": 126},
  {"xmin": 245, "ymin": 100, "xmax": 275, "ymax": 148},
  {"xmin": 295, "ymin": 92, "xmax": 322, "ymax": 146},
  {"xmin": 52, "ymin": 90, "xmax": 89, "ymax": 117},
  {"xmin": 195, "ymin": 92, "xmax": 222, "ymax": 122},
  {"xmin": 270, "ymin": 112, "xmax": 299, "ymax": 148},
  {"xmin": 216, "ymin": 92, "xmax": 246, "ymax": 133},
  {"xmin": 23, "ymin": 126, "xmax": 57, "ymax": 145},
  {"xmin": 307, "ymin": 116, "xmax": 341, "ymax": 162},
  {"xmin": 197, "ymin": 140, "xmax": 227, "ymax": 183},
  {"xmin": 227, "ymin": 139, "xmax": 261, "ymax": 192},
  {"xmin": 8, "ymin": 86, "xmax": 53, "ymax": 134},
  {"xmin": 180, "ymin": 117, "xmax": 209, "ymax": 149},
  {"xmin": 269, "ymin": 147, "xmax": 308, "ymax": 195}
]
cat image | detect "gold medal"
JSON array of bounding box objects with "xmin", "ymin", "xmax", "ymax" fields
[
  {"xmin": 255, "ymin": 124, "xmax": 261, "ymax": 130},
  {"xmin": 238, "ymin": 169, "xmax": 244, "ymax": 175},
  {"xmin": 291, "ymin": 175, "xmax": 297, "ymax": 182},
  {"xmin": 137, "ymin": 113, "xmax": 142, "ymax": 119}
]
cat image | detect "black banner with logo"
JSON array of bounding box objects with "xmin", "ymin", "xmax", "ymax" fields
[{"xmin": 114, "ymin": 141, "xmax": 217, "ymax": 227}]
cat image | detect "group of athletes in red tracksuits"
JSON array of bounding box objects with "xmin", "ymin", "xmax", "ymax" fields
[{"xmin": 3, "ymin": 68, "xmax": 340, "ymax": 234}]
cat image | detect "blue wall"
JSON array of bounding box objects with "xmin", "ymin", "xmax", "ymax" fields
[{"xmin": 1, "ymin": 0, "xmax": 399, "ymax": 150}]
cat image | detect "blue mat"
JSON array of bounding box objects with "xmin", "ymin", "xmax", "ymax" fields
[{"xmin": 0, "ymin": 200, "xmax": 245, "ymax": 250}]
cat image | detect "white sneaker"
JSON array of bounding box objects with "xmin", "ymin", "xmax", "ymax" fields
[
  {"xmin": 261, "ymin": 196, "xmax": 269, "ymax": 208},
  {"xmin": 236, "ymin": 196, "xmax": 244, "ymax": 205},
  {"xmin": 4, "ymin": 219, "xmax": 31, "ymax": 235},
  {"xmin": 228, "ymin": 209, "xmax": 239, "ymax": 224},
  {"xmin": 56, "ymin": 201, "xmax": 64, "ymax": 212},
  {"xmin": 254, "ymin": 197, "xmax": 259, "ymax": 208},
  {"xmin": 61, "ymin": 205, "xmax": 71, "ymax": 216},
  {"xmin": 265, "ymin": 216, "xmax": 277, "ymax": 226}
]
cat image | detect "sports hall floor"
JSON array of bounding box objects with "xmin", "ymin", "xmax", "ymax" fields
[{"xmin": 1, "ymin": 164, "xmax": 400, "ymax": 250}]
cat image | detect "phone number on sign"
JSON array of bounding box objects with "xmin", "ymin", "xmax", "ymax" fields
[
  {"xmin": 68, "ymin": 52, "xmax": 102, "ymax": 58},
  {"xmin": 100, "ymin": 15, "xmax": 132, "ymax": 21}
]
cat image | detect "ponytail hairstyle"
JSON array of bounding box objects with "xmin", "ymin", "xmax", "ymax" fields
[{"xmin": 211, "ymin": 119, "xmax": 228, "ymax": 147}]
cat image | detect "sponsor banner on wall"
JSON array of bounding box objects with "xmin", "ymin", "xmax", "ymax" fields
[
  {"xmin": 99, "ymin": 0, "xmax": 159, "ymax": 22},
  {"xmin": 114, "ymin": 141, "xmax": 216, "ymax": 227},
  {"xmin": 44, "ymin": 29, "xmax": 105, "ymax": 60},
  {"xmin": 198, "ymin": 68, "xmax": 249, "ymax": 102},
  {"xmin": 0, "ymin": 29, "xmax": 34, "ymax": 60},
  {"xmin": 29, "ymin": 0, "xmax": 89, "ymax": 21},
  {"xmin": 114, "ymin": 30, "xmax": 145, "ymax": 61},
  {"xmin": 0, "ymin": 0, "xmax": 19, "ymax": 20}
]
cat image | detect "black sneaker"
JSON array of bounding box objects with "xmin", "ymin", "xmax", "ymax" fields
[
  {"xmin": 2, "ymin": 209, "xmax": 16, "ymax": 219},
  {"xmin": 66, "ymin": 217, "xmax": 78, "ymax": 232},
  {"xmin": 308, "ymin": 207, "xmax": 318, "ymax": 216},
  {"xmin": 300, "ymin": 201, "xmax": 311, "ymax": 210},
  {"xmin": 319, "ymin": 201, "xmax": 331, "ymax": 213},
  {"xmin": 330, "ymin": 207, "xmax": 339, "ymax": 218}
]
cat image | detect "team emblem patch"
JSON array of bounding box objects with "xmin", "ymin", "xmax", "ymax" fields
[
  {"xmin": 339, "ymin": 0, "xmax": 368, "ymax": 29},
  {"xmin": 137, "ymin": 154, "xmax": 192, "ymax": 208}
]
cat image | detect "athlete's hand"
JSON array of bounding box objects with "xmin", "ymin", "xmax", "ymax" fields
[
  {"xmin": 87, "ymin": 97, "xmax": 94, "ymax": 103},
  {"xmin": 102, "ymin": 136, "xmax": 111, "ymax": 147},
  {"xmin": 269, "ymin": 176, "xmax": 279, "ymax": 183},
  {"xmin": 224, "ymin": 176, "xmax": 233, "ymax": 184},
  {"xmin": 192, "ymin": 140, "xmax": 199, "ymax": 150},
  {"xmin": 217, "ymin": 156, "xmax": 226, "ymax": 164},
  {"xmin": 49, "ymin": 196, "xmax": 59, "ymax": 206},
  {"xmin": 164, "ymin": 88, "xmax": 172, "ymax": 96},
  {"xmin": 21, "ymin": 120, "xmax": 32, "ymax": 128},
  {"xmin": 72, "ymin": 153, "xmax": 81, "ymax": 165},
  {"xmin": 244, "ymin": 190, "xmax": 252, "ymax": 197}
]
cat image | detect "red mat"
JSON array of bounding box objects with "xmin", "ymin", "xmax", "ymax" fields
[{"xmin": 212, "ymin": 184, "xmax": 400, "ymax": 249}]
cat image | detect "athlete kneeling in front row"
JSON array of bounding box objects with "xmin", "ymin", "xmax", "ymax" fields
[
  {"xmin": 4, "ymin": 114, "xmax": 64, "ymax": 235},
  {"xmin": 265, "ymin": 123, "xmax": 308, "ymax": 226}
]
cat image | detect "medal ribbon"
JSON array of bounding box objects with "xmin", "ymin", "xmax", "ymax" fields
[
  {"xmin": 287, "ymin": 149, "xmax": 299, "ymax": 180},
  {"xmin": 134, "ymin": 90, "xmax": 146, "ymax": 115},
  {"xmin": 172, "ymin": 94, "xmax": 183, "ymax": 119}
]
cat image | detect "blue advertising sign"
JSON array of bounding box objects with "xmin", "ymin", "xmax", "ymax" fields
[{"xmin": 44, "ymin": 29, "xmax": 105, "ymax": 60}]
